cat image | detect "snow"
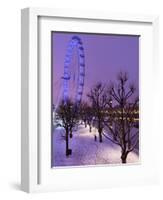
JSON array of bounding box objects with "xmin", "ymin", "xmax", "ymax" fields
[{"xmin": 52, "ymin": 124, "xmax": 139, "ymax": 167}]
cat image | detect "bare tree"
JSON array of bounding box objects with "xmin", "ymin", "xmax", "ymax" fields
[
  {"xmin": 103, "ymin": 72, "xmax": 139, "ymax": 163},
  {"xmin": 86, "ymin": 106, "xmax": 94, "ymax": 133},
  {"xmin": 79, "ymin": 102, "xmax": 89, "ymax": 128},
  {"xmin": 79, "ymin": 102, "xmax": 94, "ymax": 132},
  {"xmin": 56, "ymin": 99, "xmax": 79, "ymax": 156},
  {"xmin": 87, "ymin": 83, "xmax": 109, "ymax": 142},
  {"xmin": 79, "ymin": 102, "xmax": 93, "ymax": 132}
]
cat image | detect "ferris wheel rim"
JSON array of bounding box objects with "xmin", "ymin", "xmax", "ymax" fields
[{"xmin": 63, "ymin": 36, "xmax": 85, "ymax": 105}]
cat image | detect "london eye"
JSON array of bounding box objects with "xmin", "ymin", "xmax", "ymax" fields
[{"xmin": 62, "ymin": 36, "xmax": 85, "ymax": 105}]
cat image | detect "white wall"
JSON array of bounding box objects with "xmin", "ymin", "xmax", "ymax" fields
[{"xmin": 0, "ymin": 0, "xmax": 162, "ymax": 199}]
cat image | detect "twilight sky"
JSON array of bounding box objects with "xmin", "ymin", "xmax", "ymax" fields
[{"xmin": 52, "ymin": 32, "xmax": 139, "ymax": 105}]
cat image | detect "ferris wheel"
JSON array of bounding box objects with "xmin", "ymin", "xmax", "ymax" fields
[{"xmin": 62, "ymin": 36, "xmax": 85, "ymax": 105}]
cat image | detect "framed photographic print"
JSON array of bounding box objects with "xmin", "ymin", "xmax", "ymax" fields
[
  {"xmin": 52, "ymin": 32, "xmax": 139, "ymax": 167},
  {"xmin": 21, "ymin": 8, "xmax": 159, "ymax": 193}
]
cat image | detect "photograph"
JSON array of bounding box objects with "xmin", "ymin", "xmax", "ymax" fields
[{"xmin": 51, "ymin": 32, "xmax": 139, "ymax": 167}]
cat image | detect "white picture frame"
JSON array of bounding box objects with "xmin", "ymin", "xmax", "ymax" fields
[{"xmin": 21, "ymin": 7, "xmax": 159, "ymax": 193}]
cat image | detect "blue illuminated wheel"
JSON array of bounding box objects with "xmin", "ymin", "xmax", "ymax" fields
[{"xmin": 62, "ymin": 36, "xmax": 85, "ymax": 105}]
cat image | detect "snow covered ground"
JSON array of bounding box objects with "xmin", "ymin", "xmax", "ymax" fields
[{"xmin": 52, "ymin": 125, "xmax": 139, "ymax": 167}]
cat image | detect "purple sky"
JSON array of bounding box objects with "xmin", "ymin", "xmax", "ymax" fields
[{"xmin": 52, "ymin": 32, "xmax": 139, "ymax": 105}]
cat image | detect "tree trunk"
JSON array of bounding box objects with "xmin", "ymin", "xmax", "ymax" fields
[
  {"xmin": 121, "ymin": 152, "xmax": 127, "ymax": 163},
  {"xmin": 84, "ymin": 120, "xmax": 87, "ymax": 128},
  {"xmin": 69, "ymin": 132, "xmax": 73, "ymax": 138},
  {"xmin": 89, "ymin": 125, "xmax": 92, "ymax": 132},
  {"xmin": 99, "ymin": 128, "xmax": 103, "ymax": 143},
  {"xmin": 121, "ymin": 103, "xmax": 127, "ymax": 163},
  {"xmin": 69, "ymin": 127, "xmax": 73, "ymax": 138},
  {"xmin": 121, "ymin": 157, "xmax": 126, "ymax": 163},
  {"xmin": 94, "ymin": 135, "xmax": 97, "ymax": 141},
  {"xmin": 65, "ymin": 128, "xmax": 69, "ymax": 156}
]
